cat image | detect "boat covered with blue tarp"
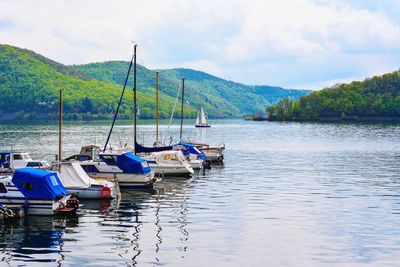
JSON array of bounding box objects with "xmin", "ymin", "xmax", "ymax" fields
[
  {"xmin": 177, "ymin": 141, "xmax": 206, "ymax": 160},
  {"xmin": 12, "ymin": 168, "xmax": 69, "ymax": 200},
  {"xmin": 99, "ymin": 152, "xmax": 151, "ymax": 174},
  {"xmin": 0, "ymin": 168, "xmax": 78, "ymax": 215}
]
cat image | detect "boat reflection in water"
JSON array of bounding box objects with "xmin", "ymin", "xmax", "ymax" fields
[
  {"xmin": 0, "ymin": 216, "xmax": 78, "ymax": 265},
  {"xmin": 113, "ymin": 177, "xmax": 192, "ymax": 265},
  {"xmin": 0, "ymin": 174, "xmax": 198, "ymax": 265}
]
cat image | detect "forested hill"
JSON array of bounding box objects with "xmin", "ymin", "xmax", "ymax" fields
[
  {"xmin": 71, "ymin": 62, "xmax": 310, "ymax": 117},
  {"xmin": 0, "ymin": 44, "xmax": 309, "ymax": 120},
  {"xmin": 268, "ymin": 70, "xmax": 400, "ymax": 121},
  {"xmin": 0, "ymin": 44, "xmax": 193, "ymax": 120}
]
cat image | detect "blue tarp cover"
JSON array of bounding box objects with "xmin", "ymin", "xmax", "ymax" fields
[
  {"xmin": 177, "ymin": 142, "xmax": 206, "ymax": 160},
  {"xmin": 100, "ymin": 152, "xmax": 151, "ymax": 174},
  {"xmin": 12, "ymin": 168, "xmax": 69, "ymax": 200}
]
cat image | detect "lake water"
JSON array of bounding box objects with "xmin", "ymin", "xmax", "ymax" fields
[{"xmin": 1, "ymin": 119, "xmax": 400, "ymax": 266}]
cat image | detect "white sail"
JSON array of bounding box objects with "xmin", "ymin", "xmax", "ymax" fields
[
  {"xmin": 195, "ymin": 107, "xmax": 210, "ymax": 127},
  {"xmin": 200, "ymin": 108, "xmax": 207, "ymax": 124}
]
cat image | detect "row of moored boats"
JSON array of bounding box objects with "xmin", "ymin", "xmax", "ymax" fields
[{"xmin": 0, "ymin": 140, "xmax": 224, "ymax": 217}]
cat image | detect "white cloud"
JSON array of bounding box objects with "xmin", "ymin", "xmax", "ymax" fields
[
  {"xmin": 221, "ymin": 0, "xmax": 400, "ymax": 61},
  {"xmin": 1, "ymin": 0, "xmax": 400, "ymax": 89}
]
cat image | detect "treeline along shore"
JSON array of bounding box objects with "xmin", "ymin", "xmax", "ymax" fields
[{"xmin": 267, "ymin": 70, "xmax": 400, "ymax": 122}]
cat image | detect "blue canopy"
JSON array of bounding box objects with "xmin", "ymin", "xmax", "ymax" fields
[
  {"xmin": 99, "ymin": 152, "xmax": 151, "ymax": 174},
  {"xmin": 12, "ymin": 168, "xmax": 69, "ymax": 200},
  {"xmin": 176, "ymin": 142, "xmax": 206, "ymax": 160}
]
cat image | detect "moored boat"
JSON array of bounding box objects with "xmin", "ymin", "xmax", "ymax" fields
[
  {"xmin": 0, "ymin": 151, "xmax": 50, "ymax": 172},
  {"xmin": 135, "ymin": 141, "xmax": 204, "ymax": 171},
  {"xmin": 142, "ymin": 150, "xmax": 194, "ymax": 176},
  {"xmin": 55, "ymin": 161, "xmax": 118, "ymax": 199},
  {"xmin": 0, "ymin": 168, "xmax": 79, "ymax": 216}
]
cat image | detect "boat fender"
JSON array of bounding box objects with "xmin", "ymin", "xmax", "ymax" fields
[{"xmin": 100, "ymin": 186, "xmax": 112, "ymax": 198}]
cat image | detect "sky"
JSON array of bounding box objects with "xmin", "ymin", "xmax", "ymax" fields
[{"xmin": 1, "ymin": 0, "xmax": 400, "ymax": 90}]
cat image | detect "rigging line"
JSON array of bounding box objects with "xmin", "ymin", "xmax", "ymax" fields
[
  {"xmin": 164, "ymin": 84, "xmax": 181, "ymax": 144},
  {"xmin": 103, "ymin": 52, "xmax": 134, "ymax": 152}
]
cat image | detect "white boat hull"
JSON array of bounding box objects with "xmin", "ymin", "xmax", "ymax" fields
[
  {"xmin": 86, "ymin": 172, "xmax": 156, "ymax": 188},
  {"xmin": 189, "ymin": 159, "xmax": 203, "ymax": 170},
  {"xmin": 141, "ymin": 151, "xmax": 194, "ymax": 177},
  {"xmin": 0, "ymin": 193, "xmax": 71, "ymax": 216},
  {"xmin": 66, "ymin": 183, "xmax": 118, "ymax": 199}
]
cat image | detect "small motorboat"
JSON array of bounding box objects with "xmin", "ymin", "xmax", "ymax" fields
[
  {"xmin": 0, "ymin": 168, "xmax": 79, "ymax": 216},
  {"xmin": 195, "ymin": 108, "xmax": 211, "ymax": 128},
  {"xmin": 142, "ymin": 150, "xmax": 194, "ymax": 177},
  {"xmin": 0, "ymin": 151, "xmax": 50, "ymax": 172},
  {"xmin": 54, "ymin": 161, "xmax": 118, "ymax": 199}
]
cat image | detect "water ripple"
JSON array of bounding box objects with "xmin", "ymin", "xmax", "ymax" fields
[{"xmin": 2, "ymin": 120, "xmax": 400, "ymax": 266}]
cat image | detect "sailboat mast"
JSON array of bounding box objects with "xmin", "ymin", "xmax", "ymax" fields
[
  {"xmin": 156, "ymin": 71, "xmax": 159, "ymax": 144},
  {"xmin": 180, "ymin": 78, "xmax": 185, "ymax": 140},
  {"xmin": 103, "ymin": 44, "xmax": 135, "ymax": 152},
  {"xmin": 58, "ymin": 86, "xmax": 62, "ymax": 166},
  {"xmin": 133, "ymin": 44, "xmax": 137, "ymax": 155}
]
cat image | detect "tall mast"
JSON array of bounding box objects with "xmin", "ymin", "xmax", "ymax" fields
[
  {"xmin": 58, "ymin": 86, "xmax": 63, "ymax": 165},
  {"xmin": 103, "ymin": 44, "xmax": 135, "ymax": 152},
  {"xmin": 156, "ymin": 71, "xmax": 159, "ymax": 144},
  {"xmin": 180, "ymin": 78, "xmax": 185, "ymax": 140},
  {"xmin": 133, "ymin": 44, "xmax": 137, "ymax": 154}
]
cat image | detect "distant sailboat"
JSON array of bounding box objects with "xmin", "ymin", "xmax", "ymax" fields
[{"xmin": 195, "ymin": 108, "xmax": 211, "ymax": 128}]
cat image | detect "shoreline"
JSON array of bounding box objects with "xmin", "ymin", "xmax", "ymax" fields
[{"xmin": 268, "ymin": 116, "xmax": 400, "ymax": 122}]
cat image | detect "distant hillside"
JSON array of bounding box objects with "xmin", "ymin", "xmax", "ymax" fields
[
  {"xmin": 0, "ymin": 45, "xmax": 194, "ymax": 120},
  {"xmin": 71, "ymin": 62, "xmax": 310, "ymax": 117},
  {"xmin": 0, "ymin": 44, "xmax": 309, "ymax": 120},
  {"xmin": 268, "ymin": 70, "xmax": 400, "ymax": 121}
]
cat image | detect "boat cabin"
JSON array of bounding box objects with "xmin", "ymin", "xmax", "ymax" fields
[{"xmin": 0, "ymin": 152, "xmax": 50, "ymax": 172}]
